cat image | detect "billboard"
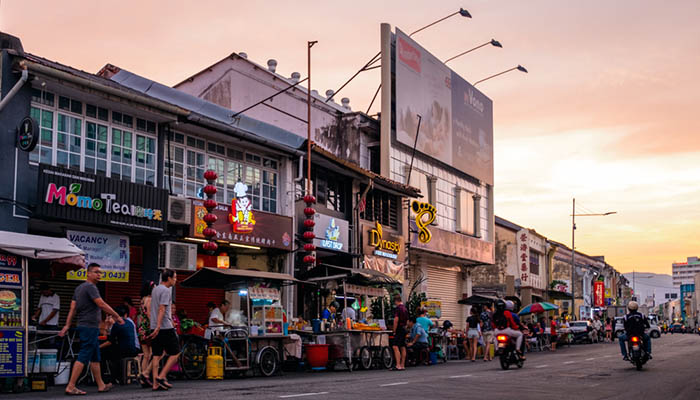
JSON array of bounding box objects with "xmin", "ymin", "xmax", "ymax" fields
[{"xmin": 392, "ymin": 28, "xmax": 494, "ymax": 185}]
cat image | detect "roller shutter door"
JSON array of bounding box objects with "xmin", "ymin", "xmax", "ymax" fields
[
  {"xmin": 426, "ymin": 266, "xmax": 465, "ymax": 330},
  {"xmin": 172, "ymin": 271, "xmax": 225, "ymax": 325}
]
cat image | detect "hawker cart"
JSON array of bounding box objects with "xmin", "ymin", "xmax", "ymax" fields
[{"xmin": 179, "ymin": 268, "xmax": 303, "ymax": 378}]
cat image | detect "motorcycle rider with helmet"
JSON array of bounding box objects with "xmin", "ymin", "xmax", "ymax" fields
[
  {"xmin": 492, "ymin": 299, "xmax": 525, "ymax": 360},
  {"xmin": 618, "ymin": 301, "xmax": 652, "ymax": 361}
]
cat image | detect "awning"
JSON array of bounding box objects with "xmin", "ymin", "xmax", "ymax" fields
[
  {"xmin": 548, "ymin": 290, "xmax": 573, "ymax": 300},
  {"xmin": 458, "ymin": 294, "xmax": 498, "ymax": 305},
  {"xmin": 180, "ymin": 267, "xmax": 302, "ymax": 289},
  {"xmin": 0, "ymin": 230, "xmax": 85, "ymax": 265},
  {"xmin": 302, "ymin": 264, "xmax": 400, "ymax": 286}
]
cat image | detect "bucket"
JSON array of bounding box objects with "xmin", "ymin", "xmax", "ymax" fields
[
  {"xmin": 54, "ymin": 362, "xmax": 71, "ymax": 385},
  {"xmin": 429, "ymin": 352, "xmax": 438, "ymax": 365},
  {"xmin": 311, "ymin": 319, "xmax": 321, "ymax": 334},
  {"xmin": 283, "ymin": 322, "xmax": 289, "ymax": 336},
  {"xmin": 305, "ymin": 344, "xmax": 329, "ymax": 369},
  {"xmin": 38, "ymin": 349, "xmax": 57, "ymax": 373},
  {"xmin": 250, "ymin": 326, "xmax": 259, "ymax": 336}
]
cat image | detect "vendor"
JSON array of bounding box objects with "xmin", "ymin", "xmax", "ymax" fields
[
  {"xmin": 205, "ymin": 300, "xmax": 231, "ymax": 339},
  {"xmin": 321, "ymin": 301, "xmax": 339, "ymax": 322},
  {"xmin": 33, "ymin": 283, "xmax": 60, "ymax": 330},
  {"xmin": 340, "ymin": 303, "xmax": 356, "ymax": 322}
]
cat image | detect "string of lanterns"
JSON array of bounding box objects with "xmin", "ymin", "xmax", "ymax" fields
[
  {"xmin": 201, "ymin": 169, "xmax": 219, "ymax": 252},
  {"xmin": 302, "ymin": 194, "xmax": 316, "ymax": 268}
]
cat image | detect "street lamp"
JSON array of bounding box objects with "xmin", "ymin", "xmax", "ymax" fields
[
  {"xmin": 571, "ymin": 198, "xmax": 616, "ymax": 319},
  {"xmin": 473, "ymin": 65, "xmax": 528, "ymax": 86},
  {"xmin": 444, "ymin": 39, "xmax": 502, "ymax": 64},
  {"xmin": 409, "ymin": 7, "xmax": 472, "ymax": 37}
]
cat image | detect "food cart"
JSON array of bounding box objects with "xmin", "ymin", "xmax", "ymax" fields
[{"xmin": 179, "ymin": 267, "xmax": 303, "ymax": 378}]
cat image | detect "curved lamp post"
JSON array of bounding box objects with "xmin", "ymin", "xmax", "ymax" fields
[
  {"xmin": 473, "ymin": 65, "xmax": 528, "ymax": 86},
  {"xmin": 444, "ymin": 39, "xmax": 502, "ymax": 64}
]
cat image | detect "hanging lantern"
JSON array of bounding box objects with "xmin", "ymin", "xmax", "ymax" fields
[
  {"xmin": 303, "ymin": 219, "xmax": 316, "ymax": 228},
  {"xmin": 201, "ymin": 169, "xmax": 219, "ymax": 254},
  {"xmin": 303, "ymin": 231, "xmax": 315, "ymax": 241},
  {"xmin": 303, "ymin": 243, "xmax": 316, "ymax": 252},
  {"xmin": 203, "ymin": 213, "xmax": 218, "ymax": 224},
  {"xmin": 303, "ymin": 207, "xmax": 316, "ymax": 217}
]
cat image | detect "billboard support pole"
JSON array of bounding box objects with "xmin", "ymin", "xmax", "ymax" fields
[
  {"xmin": 307, "ymin": 41, "xmax": 317, "ymax": 196},
  {"xmin": 405, "ymin": 114, "xmax": 422, "ymax": 186}
]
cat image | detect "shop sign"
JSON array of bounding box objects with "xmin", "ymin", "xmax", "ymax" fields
[
  {"xmin": 368, "ymin": 221, "xmax": 401, "ymax": 259},
  {"xmin": 594, "ymin": 281, "xmax": 605, "ymax": 307},
  {"xmin": 0, "ymin": 253, "xmax": 19, "ymax": 269},
  {"xmin": 409, "ymin": 221, "xmax": 494, "ymax": 264},
  {"xmin": 248, "ymin": 287, "xmax": 280, "ymax": 301},
  {"xmin": 0, "ymin": 329, "xmax": 24, "ymax": 377},
  {"xmin": 191, "ymin": 200, "xmax": 293, "ymax": 251},
  {"xmin": 604, "ymin": 288, "xmax": 612, "ymax": 299},
  {"xmin": 66, "ymin": 231, "xmax": 129, "ymax": 282},
  {"xmin": 16, "ymin": 116, "xmax": 38, "ymax": 152},
  {"xmin": 411, "ymin": 200, "xmax": 436, "ymax": 244},
  {"xmin": 421, "ymin": 300, "xmax": 442, "ymax": 319},
  {"xmin": 37, "ymin": 165, "xmax": 167, "ymax": 232},
  {"xmin": 311, "ymin": 214, "xmax": 349, "ymax": 253},
  {"xmin": 550, "ymin": 279, "xmax": 571, "ymax": 293},
  {"xmin": 344, "ymin": 283, "xmax": 386, "ymax": 298},
  {"xmin": 0, "ymin": 269, "xmax": 21, "ymax": 288},
  {"xmin": 517, "ymin": 229, "xmax": 529, "ymax": 285}
]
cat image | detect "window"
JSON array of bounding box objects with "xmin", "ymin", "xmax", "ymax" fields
[
  {"xmin": 112, "ymin": 111, "xmax": 133, "ymax": 128},
  {"xmin": 134, "ymin": 134, "xmax": 156, "ymax": 185},
  {"xmin": 208, "ymin": 156, "xmax": 226, "ymax": 202},
  {"xmin": 456, "ymin": 188, "xmax": 475, "ymax": 235},
  {"xmin": 29, "ymin": 107, "xmax": 54, "ymax": 164},
  {"xmin": 56, "ymin": 113, "xmax": 82, "ymax": 170},
  {"xmin": 165, "ymin": 145, "xmax": 185, "ymax": 194},
  {"xmin": 529, "ymin": 250, "xmax": 540, "ymax": 275},
  {"xmin": 186, "ymin": 149, "xmax": 206, "ymax": 197},
  {"xmin": 84, "ymin": 121, "xmax": 108, "ymax": 176},
  {"xmin": 363, "ymin": 189, "xmax": 399, "ymax": 229},
  {"xmin": 110, "ymin": 128, "xmax": 132, "ymax": 181}
]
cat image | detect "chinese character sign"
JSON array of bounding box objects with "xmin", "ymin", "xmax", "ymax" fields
[
  {"xmin": 594, "ymin": 281, "xmax": 605, "ymax": 307},
  {"xmin": 516, "ymin": 229, "xmax": 529, "ymax": 284},
  {"xmin": 66, "ymin": 230, "xmax": 129, "ymax": 282}
]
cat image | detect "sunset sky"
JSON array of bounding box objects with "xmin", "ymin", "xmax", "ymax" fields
[{"xmin": 2, "ymin": 1, "xmax": 699, "ymax": 274}]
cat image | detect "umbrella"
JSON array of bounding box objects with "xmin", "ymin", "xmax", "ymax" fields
[{"xmin": 518, "ymin": 302, "xmax": 559, "ymax": 315}]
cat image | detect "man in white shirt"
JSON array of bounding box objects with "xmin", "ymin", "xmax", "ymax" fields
[
  {"xmin": 33, "ymin": 284, "xmax": 60, "ymax": 329},
  {"xmin": 205, "ymin": 300, "xmax": 231, "ymax": 339},
  {"xmin": 341, "ymin": 305, "xmax": 356, "ymax": 323}
]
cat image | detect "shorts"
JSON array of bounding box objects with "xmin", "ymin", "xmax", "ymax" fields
[
  {"xmin": 550, "ymin": 334, "xmax": 558, "ymax": 342},
  {"xmin": 76, "ymin": 327, "xmax": 101, "ymax": 364},
  {"xmin": 412, "ymin": 341, "xmax": 429, "ymax": 352},
  {"xmin": 482, "ymin": 331, "xmax": 494, "ymax": 344},
  {"xmin": 152, "ymin": 329, "xmax": 180, "ymax": 357},
  {"xmin": 392, "ymin": 326, "xmax": 407, "ymax": 348},
  {"xmin": 467, "ymin": 329, "xmax": 479, "ymax": 339}
]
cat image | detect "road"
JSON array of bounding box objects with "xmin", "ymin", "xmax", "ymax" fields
[{"xmin": 16, "ymin": 334, "xmax": 700, "ymax": 400}]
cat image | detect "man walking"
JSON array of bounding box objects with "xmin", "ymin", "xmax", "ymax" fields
[
  {"xmin": 59, "ymin": 263, "xmax": 123, "ymax": 395},
  {"xmin": 391, "ymin": 294, "xmax": 408, "ymax": 370},
  {"xmin": 148, "ymin": 269, "xmax": 180, "ymax": 391}
]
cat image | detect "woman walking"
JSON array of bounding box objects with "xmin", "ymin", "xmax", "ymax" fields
[
  {"xmin": 605, "ymin": 318, "xmax": 613, "ymax": 343},
  {"xmin": 137, "ymin": 281, "xmax": 155, "ymax": 388},
  {"xmin": 466, "ymin": 307, "xmax": 481, "ymax": 362}
]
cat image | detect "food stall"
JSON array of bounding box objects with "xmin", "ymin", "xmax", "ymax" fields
[
  {"xmin": 0, "ymin": 231, "xmax": 84, "ymax": 391},
  {"xmin": 179, "ymin": 267, "xmax": 303, "ymax": 378}
]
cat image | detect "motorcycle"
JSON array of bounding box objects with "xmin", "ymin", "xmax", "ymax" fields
[
  {"xmin": 627, "ymin": 335, "xmax": 649, "ymax": 371},
  {"xmin": 496, "ymin": 334, "xmax": 524, "ymax": 370}
]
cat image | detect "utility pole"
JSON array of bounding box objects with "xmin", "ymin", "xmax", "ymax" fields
[
  {"xmin": 307, "ymin": 40, "xmax": 317, "ymax": 196},
  {"xmin": 571, "ymin": 198, "xmax": 576, "ymax": 318}
]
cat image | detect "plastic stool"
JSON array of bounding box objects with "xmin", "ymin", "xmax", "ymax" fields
[{"xmin": 121, "ymin": 357, "xmax": 140, "ymax": 385}]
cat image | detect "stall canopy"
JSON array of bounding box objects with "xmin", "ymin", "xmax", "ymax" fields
[
  {"xmin": 303, "ymin": 264, "xmax": 400, "ymax": 286},
  {"xmin": 0, "ymin": 230, "xmax": 84, "ymax": 264},
  {"xmin": 458, "ymin": 294, "xmax": 498, "ymax": 305},
  {"xmin": 180, "ymin": 267, "xmax": 302, "ymax": 289}
]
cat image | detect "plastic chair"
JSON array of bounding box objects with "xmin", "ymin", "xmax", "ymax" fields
[{"xmin": 121, "ymin": 357, "xmax": 140, "ymax": 385}]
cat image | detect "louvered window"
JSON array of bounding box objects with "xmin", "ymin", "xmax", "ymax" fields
[{"xmin": 363, "ymin": 189, "xmax": 399, "ymax": 229}]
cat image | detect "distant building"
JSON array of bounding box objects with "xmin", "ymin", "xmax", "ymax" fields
[{"xmin": 672, "ymin": 257, "xmax": 700, "ymax": 286}]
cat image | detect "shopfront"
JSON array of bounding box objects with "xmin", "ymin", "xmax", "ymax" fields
[{"xmin": 360, "ymin": 220, "xmax": 406, "ymax": 285}]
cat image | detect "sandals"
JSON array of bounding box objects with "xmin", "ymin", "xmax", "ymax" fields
[
  {"xmin": 138, "ymin": 374, "xmax": 152, "ymax": 389},
  {"xmin": 65, "ymin": 388, "xmax": 86, "ymax": 396},
  {"xmin": 156, "ymin": 378, "xmax": 173, "ymax": 388},
  {"xmin": 98, "ymin": 383, "xmax": 113, "ymax": 393}
]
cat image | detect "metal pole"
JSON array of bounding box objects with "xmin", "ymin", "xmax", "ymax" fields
[
  {"xmin": 571, "ymin": 198, "xmax": 575, "ymax": 319},
  {"xmin": 307, "ymin": 41, "xmax": 317, "ymax": 196}
]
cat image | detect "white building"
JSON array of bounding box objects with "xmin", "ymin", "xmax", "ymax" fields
[{"xmin": 672, "ymin": 257, "xmax": 700, "ymax": 286}]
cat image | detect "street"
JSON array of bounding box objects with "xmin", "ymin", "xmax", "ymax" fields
[{"xmin": 17, "ymin": 334, "xmax": 700, "ymax": 400}]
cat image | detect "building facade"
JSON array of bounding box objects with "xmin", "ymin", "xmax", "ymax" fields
[{"xmin": 672, "ymin": 256, "xmax": 700, "ymax": 286}]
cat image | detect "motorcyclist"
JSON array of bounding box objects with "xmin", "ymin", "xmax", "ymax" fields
[
  {"xmin": 505, "ymin": 300, "xmax": 526, "ymax": 353},
  {"xmin": 618, "ymin": 301, "xmax": 652, "ymax": 361},
  {"xmin": 492, "ymin": 299, "xmax": 525, "ymax": 359}
]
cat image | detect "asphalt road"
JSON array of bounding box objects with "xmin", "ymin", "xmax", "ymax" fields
[{"xmin": 14, "ymin": 333, "xmax": 700, "ymax": 400}]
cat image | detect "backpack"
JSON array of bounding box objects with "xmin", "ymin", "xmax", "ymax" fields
[{"xmin": 493, "ymin": 311, "xmax": 508, "ymax": 330}]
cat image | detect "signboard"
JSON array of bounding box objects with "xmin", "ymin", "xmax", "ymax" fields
[
  {"xmin": 311, "ymin": 214, "xmax": 349, "ymax": 253},
  {"xmin": 517, "ymin": 229, "xmax": 530, "ymax": 285},
  {"xmin": 0, "ymin": 329, "xmax": 24, "ymax": 377},
  {"xmin": 344, "ymin": 283, "xmax": 387, "ymax": 298},
  {"xmin": 420, "ymin": 300, "xmax": 442, "ymax": 319},
  {"xmin": 604, "ymin": 288, "xmax": 612, "ymax": 299},
  {"xmin": 411, "ymin": 201, "xmax": 436, "ymax": 244},
  {"xmin": 191, "ymin": 199, "xmax": 293, "ymax": 251},
  {"xmin": 594, "ymin": 281, "xmax": 605, "ymax": 307},
  {"xmin": 550, "ymin": 280, "xmax": 571, "ymax": 294},
  {"xmin": 248, "ymin": 287, "xmax": 280, "ymax": 301},
  {"xmin": 393, "ymin": 29, "xmax": 493, "ymax": 185},
  {"xmin": 37, "ymin": 165, "xmax": 167, "ymax": 232},
  {"xmin": 0, "ymin": 253, "xmax": 19, "ymax": 269},
  {"xmin": 16, "ymin": 116, "xmax": 38, "ymax": 152},
  {"xmin": 409, "ymin": 221, "xmax": 494, "ymax": 264},
  {"xmin": 66, "ymin": 231, "xmax": 129, "ymax": 282},
  {"xmin": 366, "ymin": 221, "xmax": 402, "ymax": 260}
]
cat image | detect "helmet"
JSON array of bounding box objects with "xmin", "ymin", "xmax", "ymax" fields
[
  {"xmin": 505, "ymin": 300, "xmax": 515, "ymax": 311},
  {"xmin": 442, "ymin": 320, "xmax": 453, "ymax": 330},
  {"xmin": 627, "ymin": 301, "xmax": 638, "ymax": 312},
  {"xmin": 495, "ymin": 299, "xmax": 506, "ymax": 312},
  {"xmin": 330, "ymin": 301, "xmax": 340, "ymax": 309}
]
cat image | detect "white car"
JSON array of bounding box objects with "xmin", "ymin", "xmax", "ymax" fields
[{"xmin": 614, "ymin": 316, "xmax": 661, "ymax": 339}]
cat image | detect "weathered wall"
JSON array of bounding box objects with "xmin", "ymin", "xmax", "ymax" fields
[{"xmin": 472, "ymin": 225, "xmax": 516, "ymax": 291}]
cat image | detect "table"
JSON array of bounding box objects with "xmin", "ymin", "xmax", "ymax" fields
[{"xmin": 292, "ymin": 329, "xmax": 392, "ymax": 371}]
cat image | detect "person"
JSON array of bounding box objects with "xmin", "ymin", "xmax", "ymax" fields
[
  {"xmin": 123, "ymin": 297, "xmax": 137, "ymax": 321},
  {"xmin": 136, "ymin": 281, "xmax": 154, "ymax": 388},
  {"xmin": 618, "ymin": 301, "xmax": 651, "ymax": 361},
  {"xmin": 59, "ymin": 263, "xmax": 124, "ymax": 395},
  {"xmin": 205, "ymin": 300, "xmax": 231, "ymax": 339},
  {"xmin": 391, "ymin": 294, "xmax": 408, "ymax": 370},
  {"xmin": 416, "ymin": 308, "xmax": 435, "ymax": 333},
  {"xmin": 605, "ymin": 318, "xmax": 613, "ymax": 343},
  {"xmin": 33, "ymin": 283, "xmax": 60, "ymax": 330},
  {"xmin": 492, "ymin": 299, "xmax": 524, "ymax": 359},
  {"xmin": 480, "ymin": 303, "xmax": 494, "ymax": 361},
  {"xmin": 466, "ymin": 307, "xmax": 480, "ymax": 362},
  {"xmin": 101, "ymin": 306, "xmax": 140, "ymax": 383},
  {"xmin": 550, "ymin": 316, "xmax": 558, "ymax": 351},
  {"xmin": 340, "ymin": 304, "xmax": 356, "ymax": 324},
  {"xmin": 406, "ymin": 317, "xmax": 429, "ymax": 364},
  {"xmin": 321, "ymin": 301, "xmax": 339, "ymax": 322},
  {"xmin": 593, "ymin": 315, "xmax": 603, "ymax": 342},
  {"xmin": 148, "ymin": 269, "xmax": 180, "ymax": 391}
]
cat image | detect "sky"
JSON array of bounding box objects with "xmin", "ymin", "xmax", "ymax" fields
[{"xmin": 2, "ymin": 1, "xmax": 699, "ymax": 274}]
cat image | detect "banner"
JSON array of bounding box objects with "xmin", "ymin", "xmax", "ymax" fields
[
  {"xmin": 67, "ymin": 231, "xmax": 129, "ymax": 282},
  {"xmin": 594, "ymin": 281, "xmax": 605, "ymax": 307},
  {"xmin": 248, "ymin": 287, "xmax": 280, "ymax": 301},
  {"xmin": 421, "ymin": 300, "xmax": 442, "ymax": 319},
  {"xmin": 0, "ymin": 329, "xmax": 24, "ymax": 377}
]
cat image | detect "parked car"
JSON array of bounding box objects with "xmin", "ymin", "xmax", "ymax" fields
[
  {"xmin": 670, "ymin": 323, "xmax": 685, "ymax": 333},
  {"xmin": 614, "ymin": 316, "xmax": 661, "ymax": 338},
  {"xmin": 569, "ymin": 320, "xmax": 595, "ymax": 344}
]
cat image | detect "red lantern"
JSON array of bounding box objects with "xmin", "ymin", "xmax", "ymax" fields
[
  {"xmin": 303, "ymin": 195, "xmax": 316, "ymax": 205},
  {"xmin": 203, "ymin": 241, "xmax": 218, "ymax": 252},
  {"xmin": 303, "ymin": 219, "xmax": 315, "ymax": 228},
  {"xmin": 202, "ymin": 227, "xmax": 217, "ymax": 238},
  {"xmin": 203, "ymin": 185, "xmax": 218, "ymax": 196},
  {"xmin": 203, "ymin": 170, "xmax": 218, "ymax": 181},
  {"xmin": 303, "ymin": 207, "xmax": 316, "ymax": 217},
  {"xmin": 203, "ymin": 199, "xmax": 218, "ymax": 210},
  {"xmin": 303, "ymin": 255, "xmax": 316, "ymax": 264},
  {"xmin": 303, "ymin": 231, "xmax": 315, "ymax": 241},
  {"xmin": 303, "ymin": 243, "xmax": 316, "ymax": 252},
  {"xmin": 203, "ymin": 213, "xmax": 218, "ymax": 224}
]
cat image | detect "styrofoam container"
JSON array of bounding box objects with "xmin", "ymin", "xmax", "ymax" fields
[
  {"xmin": 27, "ymin": 352, "xmax": 40, "ymax": 373},
  {"xmin": 38, "ymin": 349, "xmax": 57, "ymax": 373}
]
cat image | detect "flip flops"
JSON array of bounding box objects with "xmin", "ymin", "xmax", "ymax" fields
[
  {"xmin": 98, "ymin": 383, "xmax": 113, "ymax": 393},
  {"xmin": 64, "ymin": 388, "xmax": 86, "ymax": 396}
]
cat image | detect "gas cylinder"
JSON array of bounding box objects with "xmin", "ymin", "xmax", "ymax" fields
[{"xmin": 206, "ymin": 346, "xmax": 224, "ymax": 380}]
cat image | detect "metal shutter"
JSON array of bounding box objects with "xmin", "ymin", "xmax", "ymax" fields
[
  {"xmin": 426, "ymin": 266, "xmax": 465, "ymax": 330},
  {"xmin": 172, "ymin": 271, "xmax": 225, "ymax": 325}
]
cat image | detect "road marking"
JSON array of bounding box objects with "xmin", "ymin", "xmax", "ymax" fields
[
  {"xmin": 603, "ymin": 355, "xmax": 612, "ymax": 358},
  {"xmin": 585, "ymin": 358, "xmax": 596, "ymax": 361},
  {"xmin": 280, "ymin": 393, "xmax": 330, "ymax": 398},
  {"xmin": 449, "ymin": 374, "xmax": 473, "ymax": 378},
  {"xmin": 534, "ymin": 364, "xmax": 549, "ymax": 368},
  {"xmin": 380, "ymin": 382, "xmax": 409, "ymax": 387},
  {"xmin": 563, "ymin": 361, "xmax": 576, "ymax": 364}
]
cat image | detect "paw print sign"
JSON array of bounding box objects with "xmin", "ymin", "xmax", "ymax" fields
[{"xmin": 411, "ymin": 200, "xmax": 436, "ymax": 244}]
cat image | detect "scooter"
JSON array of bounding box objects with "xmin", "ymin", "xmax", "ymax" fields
[
  {"xmin": 627, "ymin": 335, "xmax": 649, "ymax": 371},
  {"xmin": 496, "ymin": 334, "xmax": 524, "ymax": 370}
]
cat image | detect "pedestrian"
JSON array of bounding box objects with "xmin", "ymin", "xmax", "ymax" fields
[
  {"xmin": 416, "ymin": 308, "xmax": 435, "ymax": 333},
  {"xmin": 605, "ymin": 318, "xmax": 613, "ymax": 343},
  {"xmin": 480, "ymin": 303, "xmax": 494, "ymax": 361},
  {"xmin": 466, "ymin": 307, "xmax": 480, "ymax": 361},
  {"xmin": 123, "ymin": 296, "xmax": 137, "ymax": 320},
  {"xmin": 550, "ymin": 316, "xmax": 558, "ymax": 351},
  {"xmin": 148, "ymin": 269, "xmax": 180, "ymax": 391},
  {"xmin": 59, "ymin": 263, "xmax": 124, "ymax": 395},
  {"xmin": 137, "ymin": 281, "xmax": 155, "ymax": 388},
  {"xmin": 391, "ymin": 294, "xmax": 408, "ymax": 370}
]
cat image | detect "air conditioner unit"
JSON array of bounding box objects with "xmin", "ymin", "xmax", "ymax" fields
[
  {"xmin": 159, "ymin": 241, "xmax": 197, "ymax": 271},
  {"xmin": 168, "ymin": 196, "xmax": 191, "ymax": 225}
]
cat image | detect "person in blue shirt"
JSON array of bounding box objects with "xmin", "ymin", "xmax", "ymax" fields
[
  {"xmin": 101, "ymin": 306, "xmax": 141, "ymax": 383},
  {"xmin": 407, "ymin": 317, "xmax": 429, "ymax": 352},
  {"xmin": 416, "ymin": 308, "xmax": 435, "ymax": 333},
  {"xmin": 321, "ymin": 301, "xmax": 339, "ymax": 322}
]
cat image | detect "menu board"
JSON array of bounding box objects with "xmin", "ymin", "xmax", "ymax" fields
[{"xmin": 0, "ymin": 329, "xmax": 24, "ymax": 377}]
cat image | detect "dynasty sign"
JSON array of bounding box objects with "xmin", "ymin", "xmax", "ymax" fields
[{"xmin": 368, "ymin": 221, "xmax": 401, "ymax": 259}]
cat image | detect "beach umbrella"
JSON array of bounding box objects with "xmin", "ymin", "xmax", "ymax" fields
[{"xmin": 518, "ymin": 302, "xmax": 559, "ymax": 315}]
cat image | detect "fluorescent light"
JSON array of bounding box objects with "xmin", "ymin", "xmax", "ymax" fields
[
  {"xmin": 239, "ymin": 290, "xmax": 248, "ymax": 296},
  {"xmin": 230, "ymin": 243, "xmax": 261, "ymax": 250},
  {"xmin": 184, "ymin": 237, "xmax": 208, "ymax": 243}
]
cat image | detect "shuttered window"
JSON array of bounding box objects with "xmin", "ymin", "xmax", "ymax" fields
[{"xmin": 363, "ymin": 189, "xmax": 399, "ymax": 229}]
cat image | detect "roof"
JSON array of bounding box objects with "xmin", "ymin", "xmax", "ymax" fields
[
  {"xmin": 495, "ymin": 216, "xmax": 523, "ymax": 232},
  {"xmin": 180, "ymin": 267, "xmax": 301, "ymax": 289},
  {"xmin": 302, "ymin": 264, "xmax": 400, "ymax": 286},
  {"xmin": 0, "ymin": 230, "xmax": 84, "ymax": 260},
  {"xmin": 103, "ymin": 65, "xmax": 306, "ymax": 152}
]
